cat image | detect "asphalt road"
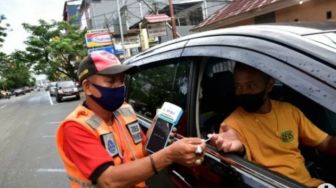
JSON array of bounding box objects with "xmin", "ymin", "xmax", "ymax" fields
[{"xmin": 0, "ymin": 90, "xmax": 82, "ymax": 188}]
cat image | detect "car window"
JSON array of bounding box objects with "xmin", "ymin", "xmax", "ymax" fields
[
  {"xmin": 197, "ymin": 58, "xmax": 336, "ymax": 184},
  {"xmin": 126, "ymin": 60, "xmax": 190, "ymax": 120},
  {"xmin": 198, "ymin": 57, "xmax": 336, "ymax": 137},
  {"xmin": 58, "ymin": 81, "xmax": 75, "ymax": 87},
  {"xmin": 198, "ymin": 58, "xmax": 237, "ymax": 138},
  {"xmin": 269, "ymin": 82, "xmax": 336, "ymax": 136},
  {"xmin": 50, "ymin": 82, "xmax": 57, "ymax": 87}
]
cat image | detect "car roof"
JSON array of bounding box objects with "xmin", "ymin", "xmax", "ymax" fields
[
  {"xmin": 124, "ymin": 22, "xmax": 336, "ymax": 113},
  {"xmin": 125, "ymin": 22, "xmax": 336, "ymax": 67}
]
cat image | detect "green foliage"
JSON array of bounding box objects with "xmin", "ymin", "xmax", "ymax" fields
[
  {"xmin": 23, "ymin": 19, "xmax": 87, "ymax": 81},
  {"xmin": 0, "ymin": 51, "xmax": 33, "ymax": 89},
  {"xmin": 0, "ymin": 18, "xmax": 87, "ymax": 89},
  {"xmin": 0, "ymin": 14, "xmax": 9, "ymax": 48}
]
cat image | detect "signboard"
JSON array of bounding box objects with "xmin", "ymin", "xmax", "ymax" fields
[
  {"xmin": 147, "ymin": 23, "xmax": 167, "ymax": 37},
  {"xmin": 88, "ymin": 46, "xmax": 115, "ymax": 54},
  {"xmin": 113, "ymin": 43, "xmax": 124, "ymax": 55},
  {"xmin": 85, "ymin": 30, "xmax": 113, "ymax": 48},
  {"xmin": 144, "ymin": 14, "xmax": 171, "ymax": 23}
]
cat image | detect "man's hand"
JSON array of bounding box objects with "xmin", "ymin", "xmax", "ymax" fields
[
  {"xmin": 210, "ymin": 123, "xmax": 244, "ymax": 153},
  {"xmin": 165, "ymin": 137, "xmax": 206, "ymax": 166}
]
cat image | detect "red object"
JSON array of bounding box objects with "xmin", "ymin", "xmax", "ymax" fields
[
  {"xmin": 63, "ymin": 121, "xmax": 113, "ymax": 178},
  {"xmin": 91, "ymin": 51, "xmax": 121, "ymax": 71}
]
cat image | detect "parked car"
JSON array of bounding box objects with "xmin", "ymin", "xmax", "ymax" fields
[
  {"xmin": 23, "ymin": 86, "xmax": 31, "ymax": 93},
  {"xmin": 55, "ymin": 80, "xmax": 80, "ymax": 103},
  {"xmin": 124, "ymin": 22, "xmax": 336, "ymax": 187},
  {"xmin": 13, "ymin": 88, "xmax": 25, "ymax": 96}
]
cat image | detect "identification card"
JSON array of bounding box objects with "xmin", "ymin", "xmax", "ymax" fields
[
  {"xmin": 127, "ymin": 121, "xmax": 142, "ymax": 144},
  {"xmin": 102, "ymin": 133, "xmax": 119, "ymax": 157}
]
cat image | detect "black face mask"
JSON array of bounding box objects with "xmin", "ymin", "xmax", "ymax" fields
[{"xmin": 236, "ymin": 90, "xmax": 267, "ymax": 112}]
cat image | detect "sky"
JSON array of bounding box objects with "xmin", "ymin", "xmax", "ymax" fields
[{"xmin": 0, "ymin": 0, "xmax": 65, "ymax": 54}]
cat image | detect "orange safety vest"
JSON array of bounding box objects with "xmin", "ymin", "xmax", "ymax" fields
[{"xmin": 56, "ymin": 103, "xmax": 147, "ymax": 188}]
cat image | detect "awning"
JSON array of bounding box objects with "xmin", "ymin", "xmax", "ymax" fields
[{"xmin": 144, "ymin": 14, "xmax": 171, "ymax": 23}]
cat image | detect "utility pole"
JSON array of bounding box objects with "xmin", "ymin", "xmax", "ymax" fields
[
  {"xmin": 138, "ymin": 0, "xmax": 143, "ymax": 19},
  {"xmin": 203, "ymin": 0, "xmax": 208, "ymax": 19},
  {"xmin": 90, "ymin": 0, "xmax": 97, "ymax": 28},
  {"xmin": 116, "ymin": 0, "xmax": 125, "ymax": 45},
  {"xmin": 168, "ymin": 0, "xmax": 177, "ymax": 39}
]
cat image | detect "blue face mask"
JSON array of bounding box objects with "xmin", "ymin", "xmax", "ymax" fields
[{"xmin": 90, "ymin": 83, "xmax": 125, "ymax": 112}]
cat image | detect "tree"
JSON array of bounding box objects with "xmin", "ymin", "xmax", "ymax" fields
[
  {"xmin": 0, "ymin": 14, "xmax": 9, "ymax": 48},
  {"xmin": 48, "ymin": 20, "xmax": 87, "ymax": 81},
  {"xmin": 0, "ymin": 50, "xmax": 33, "ymax": 89},
  {"xmin": 23, "ymin": 19, "xmax": 86, "ymax": 81},
  {"xmin": 22, "ymin": 20, "xmax": 59, "ymax": 80},
  {"xmin": 0, "ymin": 52, "xmax": 10, "ymax": 89}
]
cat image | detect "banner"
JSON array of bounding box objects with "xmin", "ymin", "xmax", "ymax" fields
[{"xmin": 88, "ymin": 46, "xmax": 115, "ymax": 54}]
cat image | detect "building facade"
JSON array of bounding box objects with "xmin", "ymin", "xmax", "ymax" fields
[
  {"xmin": 63, "ymin": 0, "xmax": 81, "ymax": 26},
  {"xmin": 193, "ymin": 0, "xmax": 336, "ymax": 32},
  {"xmin": 75, "ymin": 0, "xmax": 230, "ymax": 57}
]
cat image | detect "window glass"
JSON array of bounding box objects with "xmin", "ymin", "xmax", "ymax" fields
[
  {"xmin": 199, "ymin": 58, "xmax": 336, "ymax": 137},
  {"xmin": 199, "ymin": 58, "xmax": 237, "ymax": 138},
  {"xmin": 126, "ymin": 61, "xmax": 190, "ymax": 119},
  {"xmin": 57, "ymin": 81, "xmax": 75, "ymax": 87}
]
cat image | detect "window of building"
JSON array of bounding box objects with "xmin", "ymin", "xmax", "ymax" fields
[
  {"xmin": 255, "ymin": 12, "xmax": 275, "ymax": 23},
  {"xmin": 189, "ymin": 7, "xmax": 203, "ymax": 25},
  {"xmin": 178, "ymin": 18, "xmax": 187, "ymax": 26},
  {"xmin": 326, "ymin": 11, "xmax": 332, "ymax": 19}
]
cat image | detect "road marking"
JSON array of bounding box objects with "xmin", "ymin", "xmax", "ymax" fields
[
  {"xmin": 48, "ymin": 93, "xmax": 54, "ymax": 106},
  {"xmin": 42, "ymin": 135, "xmax": 55, "ymax": 138},
  {"xmin": 36, "ymin": 168, "xmax": 65, "ymax": 173},
  {"xmin": 0, "ymin": 105, "xmax": 6, "ymax": 110}
]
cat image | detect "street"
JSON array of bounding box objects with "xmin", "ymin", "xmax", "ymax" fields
[{"xmin": 0, "ymin": 90, "xmax": 81, "ymax": 188}]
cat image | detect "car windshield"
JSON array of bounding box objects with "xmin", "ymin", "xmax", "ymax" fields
[
  {"xmin": 50, "ymin": 82, "xmax": 57, "ymax": 87},
  {"xmin": 58, "ymin": 81, "xmax": 75, "ymax": 87}
]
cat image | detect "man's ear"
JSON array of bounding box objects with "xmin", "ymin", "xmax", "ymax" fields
[{"xmin": 82, "ymin": 80, "xmax": 92, "ymax": 96}]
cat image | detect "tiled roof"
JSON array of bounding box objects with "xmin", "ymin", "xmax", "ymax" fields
[{"xmin": 195, "ymin": 0, "xmax": 281, "ymax": 30}]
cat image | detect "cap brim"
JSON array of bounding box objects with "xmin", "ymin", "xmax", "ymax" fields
[{"xmin": 98, "ymin": 64, "xmax": 139, "ymax": 76}]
